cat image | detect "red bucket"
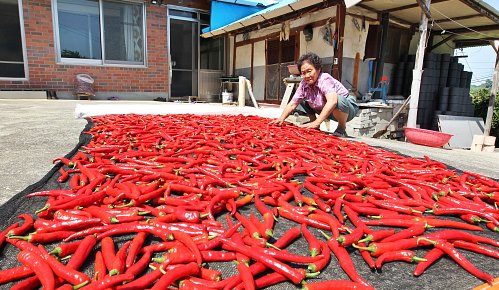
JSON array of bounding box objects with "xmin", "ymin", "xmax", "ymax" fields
[{"xmin": 404, "ymin": 127, "xmax": 453, "ymax": 148}]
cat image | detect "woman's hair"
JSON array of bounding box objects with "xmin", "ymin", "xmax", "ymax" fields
[{"xmin": 297, "ymin": 52, "xmax": 322, "ymax": 72}]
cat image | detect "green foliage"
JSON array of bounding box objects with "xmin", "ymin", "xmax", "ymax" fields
[
  {"xmin": 470, "ymin": 87, "xmax": 499, "ymax": 139},
  {"xmin": 61, "ymin": 49, "xmax": 84, "ymax": 59}
]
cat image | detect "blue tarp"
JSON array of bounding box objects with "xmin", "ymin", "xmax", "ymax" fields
[{"xmin": 202, "ymin": 1, "xmax": 265, "ymax": 33}]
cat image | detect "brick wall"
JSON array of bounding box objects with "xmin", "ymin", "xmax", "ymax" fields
[{"xmin": 0, "ymin": 0, "xmax": 169, "ymax": 97}]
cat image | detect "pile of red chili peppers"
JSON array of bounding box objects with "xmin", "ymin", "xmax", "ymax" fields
[{"xmin": 0, "ymin": 113, "xmax": 498, "ymax": 290}]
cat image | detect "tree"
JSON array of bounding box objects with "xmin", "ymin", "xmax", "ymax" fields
[{"xmin": 484, "ymin": 79, "xmax": 492, "ymax": 89}]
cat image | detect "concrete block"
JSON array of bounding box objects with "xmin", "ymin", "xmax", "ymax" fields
[{"xmin": 470, "ymin": 135, "xmax": 496, "ymax": 152}]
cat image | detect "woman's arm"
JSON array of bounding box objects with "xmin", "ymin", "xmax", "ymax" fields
[{"xmin": 271, "ymin": 101, "xmax": 300, "ymax": 124}]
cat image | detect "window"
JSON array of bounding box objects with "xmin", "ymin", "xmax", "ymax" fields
[
  {"xmin": 266, "ymin": 36, "xmax": 296, "ymax": 65},
  {"xmin": 200, "ymin": 27, "xmax": 224, "ymax": 70},
  {"xmin": 55, "ymin": 0, "xmax": 145, "ymax": 65},
  {"xmin": 0, "ymin": 0, "xmax": 26, "ymax": 78}
]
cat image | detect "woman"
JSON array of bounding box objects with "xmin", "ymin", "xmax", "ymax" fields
[{"xmin": 271, "ymin": 52, "xmax": 358, "ymax": 137}]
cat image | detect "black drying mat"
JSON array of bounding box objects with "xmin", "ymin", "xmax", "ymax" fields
[{"xmin": 0, "ymin": 118, "xmax": 497, "ymax": 290}]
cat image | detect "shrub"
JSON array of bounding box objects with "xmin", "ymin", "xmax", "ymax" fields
[{"xmin": 470, "ymin": 87, "xmax": 499, "ymax": 143}]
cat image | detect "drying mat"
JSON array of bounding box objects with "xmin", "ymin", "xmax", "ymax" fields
[{"xmin": 0, "ymin": 115, "xmax": 497, "ymax": 290}]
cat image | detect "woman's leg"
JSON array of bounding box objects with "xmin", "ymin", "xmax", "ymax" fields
[{"xmin": 332, "ymin": 109, "xmax": 348, "ymax": 130}]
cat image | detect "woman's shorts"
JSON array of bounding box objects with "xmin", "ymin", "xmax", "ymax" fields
[{"xmin": 295, "ymin": 95, "xmax": 359, "ymax": 122}]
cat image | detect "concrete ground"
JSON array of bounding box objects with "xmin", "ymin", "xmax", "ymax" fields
[{"xmin": 0, "ymin": 98, "xmax": 498, "ymax": 207}]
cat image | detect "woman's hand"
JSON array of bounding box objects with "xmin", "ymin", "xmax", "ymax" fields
[
  {"xmin": 299, "ymin": 121, "xmax": 321, "ymax": 129},
  {"xmin": 269, "ymin": 118, "xmax": 286, "ymax": 125}
]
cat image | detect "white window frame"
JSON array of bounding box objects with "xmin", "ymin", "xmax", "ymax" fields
[
  {"xmin": 0, "ymin": 0, "xmax": 29, "ymax": 80},
  {"xmin": 52, "ymin": 0, "xmax": 147, "ymax": 67}
]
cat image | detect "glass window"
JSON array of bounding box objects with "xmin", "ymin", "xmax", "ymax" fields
[
  {"xmin": 103, "ymin": 1, "xmax": 144, "ymax": 63},
  {"xmin": 200, "ymin": 34, "xmax": 224, "ymax": 70},
  {"xmin": 56, "ymin": 0, "xmax": 145, "ymax": 65},
  {"xmin": 0, "ymin": 0, "xmax": 26, "ymax": 78},
  {"xmin": 169, "ymin": 9, "xmax": 196, "ymax": 19},
  {"xmin": 58, "ymin": 0, "xmax": 101, "ymax": 60}
]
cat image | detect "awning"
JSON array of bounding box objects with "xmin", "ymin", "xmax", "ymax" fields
[
  {"xmin": 201, "ymin": 0, "xmax": 324, "ymax": 38},
  {"xmin": 202, "ymin": 1, "xmax": 266, "ymax": 34}
]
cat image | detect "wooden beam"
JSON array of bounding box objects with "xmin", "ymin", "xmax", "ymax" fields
[
  {"xmin": 381, "ymin": 0, "xmax": 448, "ymax": 13},
  {"xmin": 437, "ymin": 24, "xmax": 499, "ymax": 35},
  {"xmin": 434, "ymin": 13, "xmax": 482, "ymax": 24},
  {"xmin": 357, "ymin": 3, "xmax": 413, "ymax": 27},
  {"xmin": 457, "ymin": 0, "xmax": 499, "ymax": 24},
  {"xmin": 227, "ymin": 0, "xmax": 340, "ymax": 36},
  {"xmin": 428, "ymin": 34, "xmax": 456, "ymax": 51},
  {"xmin": 416, "ymin": 0, "xmax": 432, "ymax": 19}
]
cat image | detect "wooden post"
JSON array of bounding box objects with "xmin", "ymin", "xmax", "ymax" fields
[
  {"xmin": 407, "ymin": 0, "xmax": 431, "ymax": 128},
  {"xmin": 332, "ymin": 3, "xmax": 346, "ymax": 80},
  {"xmin": 238, "ymin": 76, "xmax": 246, "ymax": 107}
]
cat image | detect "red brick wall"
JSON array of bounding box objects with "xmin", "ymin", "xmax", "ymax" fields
[{"xmin": 0, "ymin": 0, "xmax": 169, "ymax": 95}]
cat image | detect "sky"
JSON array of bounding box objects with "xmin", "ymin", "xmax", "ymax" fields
[{"xmin": 456, "ymin": 0, "xmax": 498, "ymax": 85}]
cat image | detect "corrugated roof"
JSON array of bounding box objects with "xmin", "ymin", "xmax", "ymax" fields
[{"xmin": 201, "ymin": 0, "xmax": 322, "ymax": 37}]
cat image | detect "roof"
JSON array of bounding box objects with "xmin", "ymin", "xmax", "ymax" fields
[
  {"xmin": 201, "ymin": 0, "xmax": 499, "ymax": 49},
  {"xmin": 201, "ymin": 0, "xmax": 327, "ymax": 37},
  {"xmin": 357, "ymin": 0, "xmax": 499, "ymax": 49}
]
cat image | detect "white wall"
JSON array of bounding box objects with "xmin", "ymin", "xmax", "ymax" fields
[
  {"xmin": 235, "ymin": 44, "xmax": 252, "ymax": 69},
  {"xmin": 342, "ymin": 15, "xmax": 369, "ymax": 59}
]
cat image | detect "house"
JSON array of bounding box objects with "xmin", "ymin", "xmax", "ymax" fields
[{"xmin": 0, "ymin": 0, "xmax": 218, "ymax": 100}]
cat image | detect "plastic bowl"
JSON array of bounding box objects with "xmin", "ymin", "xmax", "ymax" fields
[{"xmin": 404, "ymin": 127, "xmax": 453, "ymax": 148}]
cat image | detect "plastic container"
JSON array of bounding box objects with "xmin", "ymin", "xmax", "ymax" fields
[
  {"xmin": 404, "ymin": 127, "xmax": 453, "ymax": 148},
  {"xmin": 222, "ymin": 91, "xmax": 233, "ymax": 103}
]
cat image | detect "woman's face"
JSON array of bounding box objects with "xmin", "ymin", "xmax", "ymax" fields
[{"xmin": 300, "ymin": 61, "xmax": 320, "ymax": 86}]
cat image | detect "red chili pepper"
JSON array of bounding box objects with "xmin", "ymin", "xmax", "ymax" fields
[
  {"xmin": 234, "ymin": 211, "xmax": 261, "ymax": 239},
  {"xmin": 9, "ymin": 231, "xmax": 76, "ymax": 244},
  {"xmin": 432, "ymin": 206, "xmax": 499, "ymax": 226},
  {"xmin": 357, "ymin": 229, "xmax": 396, "ymax": 244},
  {"xmin": 420, "ymin": 238, "xmax": 494, "ymax": 284},
  {"xmin": 79, "ymin": 273, "xmax": 134, "ymax": 290},
  {"xmin": 100, "ymin": 236, "xmax": 117, "ymax": 272},
  {"xmin": 422, "ymin": 230, "xmax": 499, "ymax": 247},
  {"xmin": 375, "ymin": 250, "xmax": 426, "ymax": 269},
  {"xmin": 320, "ymin": 231, "xmax": 372, "ymax": 288},
  {"xmin": 10, "ymin": 275, "xmax": 41, "ymax": 290},
  {"xmin": 49, "ymin": 239, "xmax": 83, "ymax": 257},
  {"xmin": 125, "ymin": 232, "xmax": 148, "ymax": 269},
  {"xmin": 413, "ymin": 247, "xmax": 445, "ymax": 276},
  {"xmin": 236, "ymin": 252, "xmax": 255, "ymax": 290},
  {"xmin": 303, "ymin": 280, "xmax": 375, "ymax": 290},
  {"xmin": 93, "ymin": 251, "xmax": 106, "ymax": 281},
  {"xmin": 7, "ymin": 214, "xmax": 34, "ymax": 237},
  {"xmin": 0, "ymin": 222, "xmax": 20, "ymax": 249},
  {"xmin": 37, "ymin": 244, "xmax": 90, "ymax": 287},
  {"xmin": 379, "ymin": 222, "xmax": 426, "ymax": 243},
  {"xmin": 356, "ymin": 242, "xmax": 376, "ymax": 269},
  {"xmin": 221, "ymin": 238, "xmax": 306, "ymax": 284},
  {"xmin": 125, "ymin": 250, "xmax": 152, "ymax": 278},
  {"xmin": 0, "ymin": 265, "xmax": 34, "ymax": 285},
  {"xmin": 452, "ymin": 240, "xmax": 499, "ymax": 259},
  {"xmin": 150, "ymin": 262, "xmax": 200, "ymax": 290},
  {"xmin": 109, "ymin": 240, "xmax": 131, "ymax": 275},
  {"xmin": 353, "ymin": 238, "xmax": 431, "ymax": 257},
  {"xmin": 301, "ymin": 223, "xmax": 321, "ymax": 257},
  {"xmin": 254, "ymin": 195, "xmax": 275, "ymax": 237},
  {"xmin": 34, "ymin": 218, "xmax": 102, "ymax": 234},
  {"xmin": 18, "ymin": 249, "xmax": 55, "ymax": 290},
  {"xmin": 278, "ymin": 207, "xmax": 331, "ymax": 231}
]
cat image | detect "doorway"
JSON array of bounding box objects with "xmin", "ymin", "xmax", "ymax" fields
[{"xmin": 168, "ymin": 8, "xmax": 199, "ymax": 99}]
